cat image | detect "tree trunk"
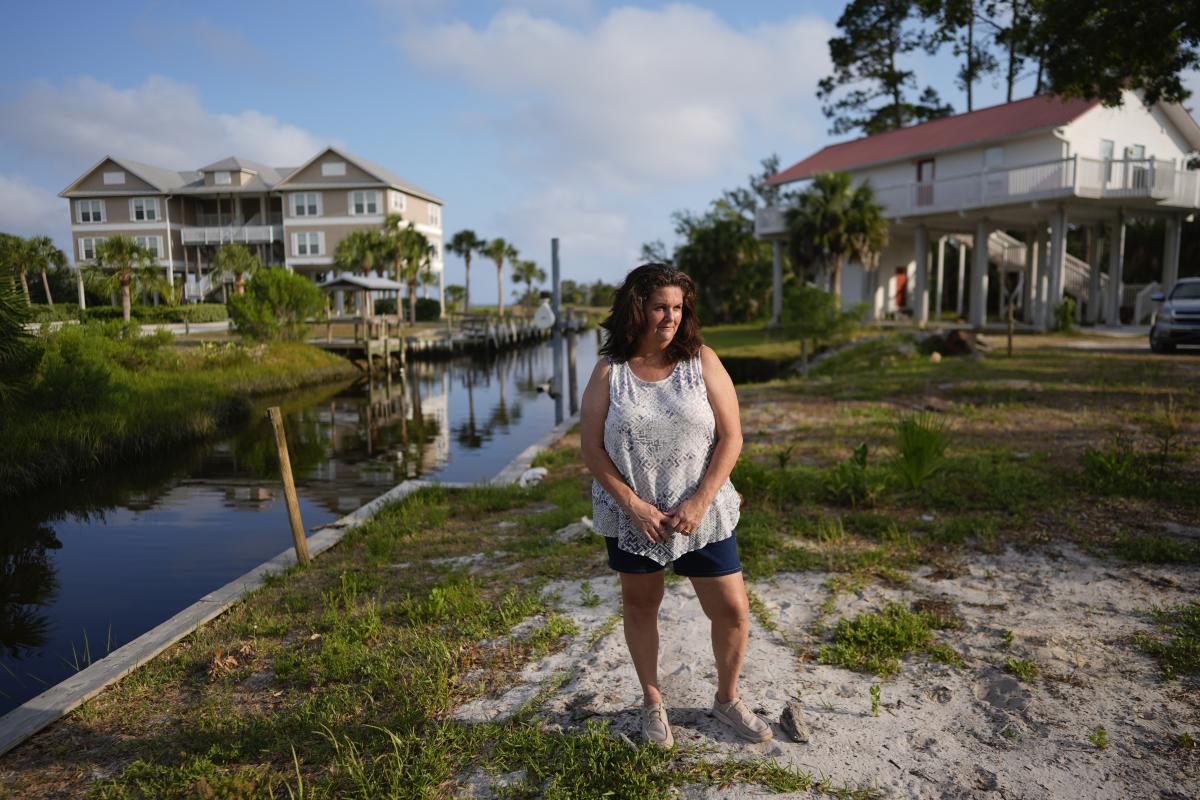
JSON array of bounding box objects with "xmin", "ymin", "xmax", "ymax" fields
[
  {"xmin": 496, "ymin": 263, "xmax": 505, "ymax": 316},
  {"xmin": 832, "ymin": 257, "xmax": 844, "ymax": 307},
  {"xmin": 121, "ymin": 278, "xmax": 132, "ymax": 323},
  {"xmin": 1035, "ymin": 46, "xmax": 1045, "ymax": 94},
  {"xmin": 18, "ymin": 270, "xmax": 31, "ymax": 305},
  {"xmin": 1005, "ymin": 0, "xmax": 1019, "ymax": 102},
  {"xmin": 41, "ymin": 269, "xmax": 54, "ymax": 306},
  {"xmin": 235, "ymin": 274, "xmax": 245, "ymax": 295},
  {"xmin": 965, "ymin": 10, "xmax": 975, "ymax": 112},
  {"xmin": 408, "ymin": 281, "xmax": 417, "ymax": 323},
  {"xmin": 464, "ymin": 256, "xmax": 471, "ymax": 312}
]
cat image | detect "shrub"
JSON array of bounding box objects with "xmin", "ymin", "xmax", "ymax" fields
[
  {"xmin": 227, "ymin": 268, "xmax": 324, "ymax": 341},
  {"xmin": 1, "ymin": 277, "xmax": 40, "ymax": 405},
  {"xmin": 822, "ymin": 443, "xmax": 886, "ymax": 508},
  {"xmin": 1053, "ymin": 296, "xmax": 1076, "ymax": 332},
  {"xmin": 891, "ymin": 411, "xmax": 951, "ymax": 490},
  {"xmin": 138, "ymin": 303, "xmax": 228, "ymax": 323},
  {"xmin": 415, "ymin": 297, "xmax": 441, "ymax": 321},
  {"xmin": 1081, "ymin": 432, "xmax": 1151, "ymax": 494},
  {"xmin": 29, "ymin": 303, "xmax": 82, "ymax": 323},
  {"xmin": 374, "ymin": 298, "xmax": 397, "ymax": 315},
  {"xmin": 33, "ymin": 325, "xmax": 116, "ymax": 410}
]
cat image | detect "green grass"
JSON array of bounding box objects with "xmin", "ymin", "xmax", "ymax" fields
[
  {"xmin": 817, "ymin": 602, "xmax": 963, "ymax": 677},
  {"xmin": 1133, "ymin": 602, "xmax": 1200, "ymax": 680},
  {"xmin": 1003, "ymin": 657, "xmax": 1039, "ymax": 682},
  {"xmin": 1111, "ymin": 535, "xmax": 1200, "ymax": 565}
]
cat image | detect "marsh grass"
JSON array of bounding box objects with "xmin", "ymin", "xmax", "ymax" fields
[{"xmin": 0, "ymin": 326, "xmax": 356, "ymax": 495}]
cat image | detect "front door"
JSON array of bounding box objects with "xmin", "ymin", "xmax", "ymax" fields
[
  {"xmin": 916, "ymin": 158, "xmax": 936, "ymax": 206},
  {"xmin": 895, "ymin": 267, "xmax": 908, "ymax": 310}
]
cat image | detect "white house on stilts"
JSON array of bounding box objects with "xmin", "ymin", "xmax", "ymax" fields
[{"xmin": 758, "ymin": 91, "xmax": 1200, "ymax": 330}]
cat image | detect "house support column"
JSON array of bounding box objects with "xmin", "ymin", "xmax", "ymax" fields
[
  {"xmin": 1087, "ymin": 224, "xmax": 1105, "ymax": 324},
  {"xmin": 1107, "ymin": 210, "xmax": 1126, "ymax": 327},
  {"xmin": 770, "ymin": 240, "xmax": 783, "ymax": 326},
  {"xmin": 955, "ymin": 240, "xmax": 966, "ymax": 317},
  {"xmin": 913, "ymin": 224, "xmax": 930, "ymax": 327},
  {"xmin": 969, "ymin": 219, "xmax": 990, "ymax": 329},
  {"xmin": 1044, "ymin": 206, "xmax": 1068, "ymax": 329},
  {"xmin": 1022, "ymin": 229, "xmax": 1038, "ymax": 324},
  {"xmin": 934, "ymin": 236, "xmax": 946, "ymax": 321},
  {"xmin": 1036, "ymin": 226, "xmax": 1050, "ymax": 330},
  {"xmin": 1163, "ymin": 214, "xmax": 1182, "ymax": 297}
]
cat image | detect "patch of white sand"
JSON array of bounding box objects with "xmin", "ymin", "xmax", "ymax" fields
[{"xmin": 453, "ymin": 545, "xmax": 1199, "ymax": 799}]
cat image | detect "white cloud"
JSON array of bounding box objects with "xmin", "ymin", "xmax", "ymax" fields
[
  {"xmin": 0, "ymin": 76, "xmax": 331, "ymax": 169},
  {"xmin": 0, "ymin": 175, "xmax": 64, "ymax": 233},
  {"xmin": 400, "ymin": 5, "xmax": 834, "ymax": 186}
]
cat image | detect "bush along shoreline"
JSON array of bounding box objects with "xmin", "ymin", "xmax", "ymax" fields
[{"xmin": 0, "ymin": 320, "xmax": 358, "ymax": 497}]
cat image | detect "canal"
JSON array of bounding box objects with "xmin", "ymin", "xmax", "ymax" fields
[{"xmin": 0, "ymin": 331, "xmax": 600, "ymax": 717}]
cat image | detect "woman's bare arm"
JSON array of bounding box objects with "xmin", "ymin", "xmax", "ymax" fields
[
  {"xmin": 580, "ymin": 360, "xmax": 672, "ymax": 543},
  {"xmin": 667, "ymin": 345, "xmax": 743, "ymax": 533}
]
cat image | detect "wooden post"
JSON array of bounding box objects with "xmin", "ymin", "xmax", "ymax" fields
[{"xmin": 267, "ymin": 406, "xmax": 310, "ymax": 565}]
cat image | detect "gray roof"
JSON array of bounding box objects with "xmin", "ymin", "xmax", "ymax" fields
[{"xmin": 319, "ymin": 274, "xmax": 405, "ymax": 292}]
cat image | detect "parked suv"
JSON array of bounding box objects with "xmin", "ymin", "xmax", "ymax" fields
[{"xmin": 1150, "ymin": 277, "xmax": 1200, "ymax": 353}]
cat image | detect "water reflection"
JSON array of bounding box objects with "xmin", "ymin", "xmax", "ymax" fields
[{"xmin": 0, "ymin": 333, "xmax": 598, "ymax": 714}]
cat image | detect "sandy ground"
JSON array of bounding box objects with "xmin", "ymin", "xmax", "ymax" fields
[{"xmin": 453, "ymin": 538, "xmax": 1199, "ymax": 799}]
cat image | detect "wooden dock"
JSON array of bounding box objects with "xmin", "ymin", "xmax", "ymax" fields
[{"xmin": 311, "ymin": 311, "xmax": 590, "ymax": 369}]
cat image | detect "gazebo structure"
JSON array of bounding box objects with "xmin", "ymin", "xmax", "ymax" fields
[{"xmin": 318, "ymin": 273, "xmax": 403, "ymax": 319}]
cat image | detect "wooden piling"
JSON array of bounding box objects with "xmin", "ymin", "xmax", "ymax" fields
[{"xmin": 267, "ymin": 406, "xmax": 311, "ymax": 565}]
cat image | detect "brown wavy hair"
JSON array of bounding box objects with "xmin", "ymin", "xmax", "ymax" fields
[{"xmin": 599, "ymin": 263, "xmax": 704, "ymax": 363}]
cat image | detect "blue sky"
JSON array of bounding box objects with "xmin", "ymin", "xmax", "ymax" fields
[{"xmin": 2, "ymin": 0, "xmax": 1192, "ymax": 300}]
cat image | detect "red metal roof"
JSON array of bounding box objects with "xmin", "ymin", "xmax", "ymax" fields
[{"xmin": 769, "ymin": 94, "xmax": 1100, "ymax": 185}]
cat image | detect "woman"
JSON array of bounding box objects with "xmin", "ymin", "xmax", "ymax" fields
[{"xmin": 580, "ymin": 263, "xmax": 771, "ymax": 747}]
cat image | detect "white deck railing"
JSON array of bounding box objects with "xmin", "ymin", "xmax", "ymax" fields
[
  {"xmin": 757, "ymin": 157, "xmax": 1199, "ymax": 236},
  {"xmin": 181, "ymin": 224, "xmax": 281, "ymax": 245}
]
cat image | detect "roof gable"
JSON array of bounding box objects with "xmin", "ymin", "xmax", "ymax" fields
[
  {"xmin": 770, "ymin": 94, "xmax": 1100, "ymax": 185},
  {"xmin": 277, "ymin": 146, "xmax": 443, "ymax": 203},
  {"xmin": 59, "ymin": 156, "xmax": 185, "ymax": 196}
]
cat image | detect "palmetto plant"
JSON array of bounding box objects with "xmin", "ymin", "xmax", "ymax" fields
[
  {"xmin": 26, "ymin": 236, "xmax": 67, "ymax": 307},
  {"xmin": 214, "ymin": 242, "xmax": 261, "ymax": 295},
  {"xmin": 89, "ymin": 235, "xmax": 165, "ymax": 323},
  {"xmin": 511, "ymin": 259, "xmax": 546, "ymax": 307},
  {"xmin": 482, "ymin": 238, "xmax": 517, "ymax": 316},
  {"xmin": 335, "ymin": 229, "xmax": 388, "ymax": 279},
  {"xmin": 0, "ymin": 233, "xmax": 32, "ymax": 305},
  {"xmin": 890, "ymin": 411, "xmax": 951, "ymax": 490},
  {"xmin": 446, "ymin": 230, "xmax": 484, "ymax": 313}
]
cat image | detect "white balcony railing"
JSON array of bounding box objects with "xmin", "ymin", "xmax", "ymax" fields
[
  {"xmin": 756, "ymin": 157, "xmax": 1200, "ymax": 237},
  {"xmin": 181, "ymin": 224, "xmax": 281, "ymax": 245}
]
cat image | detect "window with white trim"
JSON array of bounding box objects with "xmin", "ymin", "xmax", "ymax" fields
[
  {"xmin": 214, "ymin": 171, "xmax": 232, "ymax": 185},
  {"xmin": 130, "ymin": 197, "xmax": 160, "ymax": 221},
  {"xmin": 428, "ymin": 204, "xmax": 440, "ymax": 227},
  {"xmin": 77, "ymin": 199, "xmax": 106, "ymax": 223},
  {"xmin": 291, "ymin": 192, "xmax": 321, "ymax": 217},
  {"xmin": 321, "ymin": 161, "xmax": 346, "ymax": 177},
  {"xmin": 391, "ymin": 192, "xmax": 405, "ymax": 211},
  {"xmin": 103, "ymin": 171, "xmax": 125, "ymax": 185},
  {"xmin": 349, "ymin": 190, "xmax": 379, "ymax": 215},
  {"xmin": 293, "ymin": 231, "xmax": 322, "ymax": 256},
  {"xmin": 79, "ymin": 236, "xmax": 107, "ymax": 260},
  {"xmin": 134, "ymin": 235, "xmax": 162, "ymax": 258}
]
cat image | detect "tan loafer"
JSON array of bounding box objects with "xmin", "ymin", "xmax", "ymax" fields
[
  {"xmin": 640, "ymin": 702, "xmax": 674, "ymax": 747},
  {"xmin": 711, "ymin": 694, "xmax": 773, "ymax": 743}
]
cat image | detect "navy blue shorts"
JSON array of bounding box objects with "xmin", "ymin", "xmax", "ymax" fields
[{"xmin": 605, "ymin": 532, "xmax": 742, "ymax": 578}]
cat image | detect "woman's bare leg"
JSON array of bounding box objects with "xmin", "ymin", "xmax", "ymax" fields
[
  {"xmin": 619, "ymin": 571, "xmax": 666, "ymax": 706},
  {"xmin": 689, "ymin": 572, "xmax": 750, "ymax": 703}
]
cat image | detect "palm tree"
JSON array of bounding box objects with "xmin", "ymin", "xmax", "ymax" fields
[
  {"xmin": 90, "ymin": 235, "xmax": 162, "ymax": 322},
  {"xmin": 446, "ymin": 230, "xmax": 484, "ymax": 313},
  {"xmin": 419, "ymin": 260, "xmax": 438, "ymax": 299},
  {"xmin": 511, "ymin": 259, "xmax": 546, "ymax": 308},
  {"xmin": 482, "ymin": 238, "xmax": 519, "ymax": 316},
  {"xmin": 334, "ymin": 229, "xmax": 388, "ymax": 279},
  {"xmin": 214, "ymin": 242, "xmax": 261, "ymax": 296},
  {"xmin": 787, "ymin": 173, "xmax": 887, "ymax": 311},
  {"xmin": 386, "ymin": 219, "xmax": 432, "ymax": 323},
  {"xmin": 0, "ymin": 234, "xmax": 32, "ymax": 306},
  {"xmin": 25, "ymin": 236, "xmax": 66, "ymax": 307}
]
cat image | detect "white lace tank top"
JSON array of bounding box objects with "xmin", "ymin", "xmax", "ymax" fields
[{"xmin": 591, "ymin": 354, "xmax": 741, "ymax": 565}]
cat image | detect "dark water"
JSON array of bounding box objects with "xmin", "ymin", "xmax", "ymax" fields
[{"xmin": 0, "ymin": 332, "xmax": 600, "ymax": 716}]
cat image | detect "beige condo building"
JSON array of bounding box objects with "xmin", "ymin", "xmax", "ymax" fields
[{"xmin": 59, "ymin": 146, "xmax": 445, "ymax": 308}]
